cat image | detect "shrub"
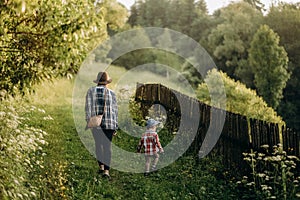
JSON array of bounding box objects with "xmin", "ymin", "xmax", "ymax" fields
[
  {"xmin": 196, "ymin": 69, "xmax": 283, "ymax": 124},
  {"xmin": 0, "ymin": 97, "xmax": 48, "ymax": 199}
]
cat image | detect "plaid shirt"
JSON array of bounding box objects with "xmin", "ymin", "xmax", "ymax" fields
[
  {"xmin": 85, "ymin": 86, "xmax": 118, "ymax": 130},
  {"xmin": 137, "ymin": 130, "xmax": 162, "ymax": 156}
]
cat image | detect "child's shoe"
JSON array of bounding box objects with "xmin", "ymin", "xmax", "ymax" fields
[{"xmin": 151, "ymin": 165, "xmax": 157, "ymax": 171}]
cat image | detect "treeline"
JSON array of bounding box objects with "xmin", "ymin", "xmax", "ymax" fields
[{"xmin": 118, "ymin": 0, "xmax": 300, "ymax": 131}]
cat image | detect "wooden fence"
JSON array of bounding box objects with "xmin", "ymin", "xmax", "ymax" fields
[{"xmin": 135, "ymin": 83, "xmax": 300, "ymax": 172}]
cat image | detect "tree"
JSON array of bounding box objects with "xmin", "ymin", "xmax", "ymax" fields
[
  {"xmin": 243, "ymin": 0, "xmax": 266, "ymax": 12},
  {"xmin": 0, "ymin": 0, "xmax": 108, "ymax": 97},
  {"xmin": 170, "ymin": 0, "xmax": 198, "ymax": 36},
  {"xmin": 249, "ymin": 25, "xmax": 290, "ymax": 109},
  {"xmin": 98, "ymin": 0, "xmax": 128, "ymax": 35},
  {"xmin": 128, "ymin": 3, "xmax": 139, "ymax": 27},
  {"xmin": 129, "ymin": 0, "xmax": 212, "ymax": 43},
  {"xmin": 181, "ymin": 57, "xmax": 203, "ymax": 88},
  {"xmin": 197, "ymin": 69, "xmax": 283, "ymax": 124},
  {"xmin": 108, "ymin": 28, "xmax": 153, "ymax": 69},
  {"xmin": 265, "ymin": 3, "xmax": 300, "ymax": 130},
  {"xmin": 165, "ymin": 0, "xmax": 210, "ymax": 38},
  {"xmin": 190, "ymin": 1, "xmax": 215, "ymax": 42},
  {"xmin": 195, "ymin": 0, "xmax": 208, "ymax": 14},
  {"xmin": 136, "ymin": 0, "xmax": 168, "ymax": 27},
  {"xmin": 206, "ymin": 2, "xmax": 263, "ymax": 84}
]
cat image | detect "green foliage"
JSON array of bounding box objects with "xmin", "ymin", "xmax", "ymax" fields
[
  {"xmin": 181, "ymin": 59, "xmax": 203, "ymax": 88},
  {"xmin": 206, "ymin": 1, "xmax": 263, "ymax": 81},
  {"xmin": 265, "ymin": 3, "xmax": 300, "ymax": 66},
  {"xmin": 128, "ymin": 0, "xmax": 212, "ymax": 42},
  {"xmin": 0, "ymin": 97, "xmax": 48, "ymax": 199},
  {"xmin": 108, "ymin": 27, "xmax": 153, "ymax": 69},
  {"xmin": 249, "ymin": 25, "xmax": 290, "ymax": 109},
  {"xmin": 265, "ymin": 4, "xmax": 300, "ymax": 130},
  {"xmin": 127, "ymin": 3, "xmax": 138, "ymax": 27},
  {"xmin": 128, "ymin": 98, "xmax": 145, "ymax": 126},
  {"xmin": 0, "ymin": 0, "xmax": 108, "ymax": 97},
  {"xmin": 136, "ymin": 0, "xmax": 169, "ymax": 27},
  {"xmin": 243, "ymin": 0, "xmax": 266, "ymax": 12},
  {"xmin": 154, "ymin": 29, "xmax": 187, "ymax": 74},
  {"xmin": 196, "ymin": 69, "xmax": 283, "ymax": 124},
  {"xmin": 191, "ymin": 11, "xmax": 216, "ymax": 43},
  {"xmin": 167, "ymin": 0, "xmax": 199, "ymax": 36},
  {"xmin": 107, "ymin": 28, "xmax": 185, "ymax": 74},
  {"xmin": 239, "ymin": 145, "xmax": 300, "ymax": 199},
  {"xmin": 98, "ymin": 0, "xmax": 128, "ymax": 34}
]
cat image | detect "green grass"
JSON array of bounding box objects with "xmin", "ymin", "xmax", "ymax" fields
[
  {"xmin": 26, "ymin": 65, "xmax": 239, "ymax": 199},
  {"xmin": 1, "ymin": 64, "xmax": 296, "ymax": 199}
]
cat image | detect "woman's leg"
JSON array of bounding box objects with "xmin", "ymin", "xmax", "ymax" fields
[
  {"xmin": 92, "ymin": 128, "xmax": 104, "ymax": 170},
  {"xmin": 101, "ymin": 129, "xmax": 114, "ymax": 171}
]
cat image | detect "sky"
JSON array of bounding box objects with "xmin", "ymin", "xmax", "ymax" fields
[{"xmin": 117, "ymin": 0, "xmax": 299, "ymax": 14}]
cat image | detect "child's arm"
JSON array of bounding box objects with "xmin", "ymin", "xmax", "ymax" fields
[
  {"xmin": 137, "ymin": 138, "xmax": 143, "ymax": 153},
  {"xmin": 155, "ymin": 134, "xmax": 164, "ymax": 153}
]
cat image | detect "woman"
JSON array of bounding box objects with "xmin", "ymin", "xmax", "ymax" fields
[{"xmin": 85, "ymin": 71, "xmax": 118, "ymax": 178}]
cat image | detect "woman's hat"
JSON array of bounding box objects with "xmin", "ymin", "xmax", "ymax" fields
[
  {"xmin": 93, "ymin": 72, "xmax": 112, "ymax": 84},
  {"xmin": 146, "ymin": 118, "xmax": 160, "ymax": 128}
]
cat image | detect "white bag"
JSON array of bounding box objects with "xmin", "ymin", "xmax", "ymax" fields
[{"xmin": 87, "ymin": 115, "xmax": 103, "ymax": 128}]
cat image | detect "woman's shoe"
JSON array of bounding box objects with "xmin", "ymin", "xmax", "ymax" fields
[
  {"xmin": 98, "ymin": 165, "xmax": 104, "ymax": 174},
  {"xmin": 103, "ymin": 170, "xmax": 111, "ymax": 179}
]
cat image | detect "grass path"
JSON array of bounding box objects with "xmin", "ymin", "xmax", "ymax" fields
[{"xmin": 28, "ymin": 78, "xmax": 238, "ymax": 200}]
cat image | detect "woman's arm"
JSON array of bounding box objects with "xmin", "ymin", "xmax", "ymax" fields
[{"xmin": 85, "ymin": 88, "xmax": 92, "ymax": 122}]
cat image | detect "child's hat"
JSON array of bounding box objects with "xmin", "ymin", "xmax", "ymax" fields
[{"xmin": 146, "ymin": 118, "xmax": 160, "ymax": 128}]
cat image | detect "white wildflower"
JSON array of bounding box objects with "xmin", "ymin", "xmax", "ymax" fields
[
  {"xmin": 38, "ymin": 108, "xmax": 46, "ymax": 113},
  {"xmin": 39, "ymin": 140, "xmax": 46, "ymax": 145},
  {"xmin": 261, "ymin": 144, "xmax": 269, "ymax": 149},
  {"xmin": 43, "ymin": 115, "xmax": 53, "ymax": 120},
  {"xmin": 0, "ymin": 111, "xmax": 6, "ymax": 117},
  {"xmin": 246, "ymin": 182, "xmax": 255, "ymax": 186}
]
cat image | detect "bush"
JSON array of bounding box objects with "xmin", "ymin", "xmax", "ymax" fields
[
  {"xmin": 0, "ymin": 97, "xmax": 48, "ymax": 199},
  {"xmin": 197, "ymin": 69, "xmax": 283, "ymax": 124}
]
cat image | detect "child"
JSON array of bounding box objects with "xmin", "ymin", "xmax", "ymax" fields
[{"xmin": 137, "ymin": 118, "xmax": 164, "ymax": 176}]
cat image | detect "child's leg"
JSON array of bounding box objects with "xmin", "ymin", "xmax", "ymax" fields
[
  {"xmin": 151, "ymin": 153, "xmax": 159, "ymax": 170},
  {"xmin": 145, "ymin": 156, "xmax": 151, "ymax": 173}
]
